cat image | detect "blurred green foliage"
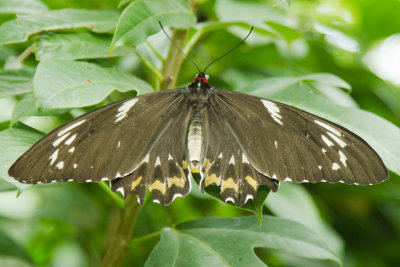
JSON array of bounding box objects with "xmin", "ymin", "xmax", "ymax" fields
[{"xmin": 0, "ymin": 0, "xmax": 400, "ymax": 266}]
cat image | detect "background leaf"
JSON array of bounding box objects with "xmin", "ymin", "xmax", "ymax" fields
[
  {"xmin": 146, "ymin": 216, "xmax": 341, "ymax": 266},
  {"xmin": 0, "ymin": 9, "xmax": 120, "ymax": 45},
  {"xmin": 110, "ymin": 0, "xmax": 196, "ymax": 50},
  {"xmin": 33, "ymin": 59, "xmax": 153, "ymax": 109}
]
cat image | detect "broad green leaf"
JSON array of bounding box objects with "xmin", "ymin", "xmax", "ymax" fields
[
  {"xmin": 0, "ymin": 127, "xmax": 42, "ymax": 187},
  {"xmin": 110, "ymin": 0, "xmax": 196, "ymax": 50},
  {"xmin": 0, "ymin": 68, "xmax": 34, "ymax": 97},
  {"xmin": 10, "ymin": 94, "xmax": 67, "ymax": 125},
  {"xmin": 145, "ymin": 216, "xmax": 341, "ymax": 266},
  {"xmin": 0, "ymin": 179, "xmax": 17, "ymax": 192},
  {"xmin": 0, "ymin": 0, "xmax": 48, "ymax": 15},
  {"xmin": 34, "ymin": 32, "xmax": 136, "ymax": 61},
  {"xmin": 0, "ymin": 230, "xmax": 30, "ymax": 261},
  {"xmin": 240, "ymin": 79, "xmax": 400, "ymax": 175},
  {"xmin": 266, "ymin": 183, "xmax": 344, "ymax": 255},
  {"xmin": 0, "ymin": 9, "xmax": 119, "ymax": 45},
  {"xmin": 34, "ymin": 60, "xmax": 153, "ymax": 110}
]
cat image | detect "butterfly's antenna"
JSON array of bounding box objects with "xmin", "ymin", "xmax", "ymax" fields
[
  {"xmin": 159, "ymin": 21, "xmax": 201, "ymax": 74},
  {"xmin": 203, "ymin": 26, "xmax": 253, "ymax": 73}
]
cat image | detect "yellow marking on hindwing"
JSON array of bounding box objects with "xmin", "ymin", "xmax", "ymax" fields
[
  {"xmin": 149, "ymin": 180, "xmax": 166, "ymax": 195},
  {"xmin": 168, "ymin": 176, "xmax": 185, "ymax": 188},
  {"xmin": 245, "ymin": 176, "xmax": 258, "ymax": 191},
  {"xmin": 205, "ymin": 174, "xmax": 221, "ymax": 186},
  {"xmin": 131, "ymin": 176, "xmax": 143, "ymax": 190},
  {"xmin": 182, "ymin": 160, "xmax": 188, "ymax": 169},
  {"xmin": 221, "ymin": 178, "xmax": 238, "ymax": 193}
]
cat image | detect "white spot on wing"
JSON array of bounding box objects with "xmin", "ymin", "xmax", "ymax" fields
[
  {"xmin": 101, "ymin": 177, "xmax": 108, "ymax": 181},
  {"xmin": 321, "ymin": 135, "xmax": 334, "ymax": 147},
  {"xmin": 115, "ymin": 99, "xmax": 138, "ymax": 122},
  {"xmin": 218, "ymin": 152, "xmax": 223, "ymax": 159},
  {"xmin": 332, "ymin": 162, "xmax": 340, "ymax": 170},
  {"xmin": 56, "ymin": 161, "xmax": 64, "ymax": 169},
  {"xmin": 53, "ymin": 132, "xmax": 71, "ymax": 147},
  {"xmin": 57, "ymin": 120, "xmax": 86, "ymax": 137},
  {"xmin": 261, "ymin": 100, "xmax": 283, "ymax": 125},
  {"xmin": 327, "ymin": 132, "xmax": 347, "ymax": 148},
  {"xmin": 314, "ymin": 120, "xmax": 341, "ymax": 136},
  {"xmin": 322, "ymin": 148, "xmax": 327, "ymax": 153},
  {"xmin": 68, "ymin": 147, "xmax": 75, "ymax": 153},
  {"xmin": 155, "ymin": 156, "xmax": 161, "ymax": 166},
  {"xmin": 242, "ymin": 153, "xmax": 249, "ymax": 164},
  {"xmin": 244, "ymin": 194, "xmax": 253, "ymax": 204},
  {"xmin": 274, "ymin": 141, "xmax": 278, "ymax": 149},
  {"xmin": 73, "ymin": 163, "xmax": 77, "ymax": 169},
  {"xmin": 225, "ymin": 197, "xmax": 235, "ymax": 204},
  {"xmin": 229, "ymin": 155, "xmax": 234, "ymax": 165},
  {"xmin": 318, "ymin": 165, "xmax": 322, "ymax": 170},
  {"xmin": 64, "ymin": 133, "xmax": 77, "ymax": 145},
  {"xmin": 49, "ymin": 149, "xmax": 59, "ymax": 165},
  {"xmin": 171, "ymin": 193, "xmax": 184, "ymax": 202},
  {"xmin": 338, "ymin": 150, "xmax": 348, "ymax": 167},
  {"xmin": 86, "ymin": 179, "xmax": 92, "ymax": 182},
  {"xmin": 117, "ymin": 141, "xmax": 121, "ymax": 148},
  {"xmin": 116, "ymin": 187, "xmax": 125, "ymax": 196},
  {"xmin": 153, "ymin": 199, "xmax": 160, "ymax": 204},
  {"xmin": 284, "ymin": 177, "xmax": 292, "ymax": 182},
  {"xmin": 168, "ymin": 154, "xmax": 173, "ymax": 160}
]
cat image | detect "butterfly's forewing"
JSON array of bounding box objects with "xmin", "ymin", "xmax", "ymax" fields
[
  {"xmin": 211, "ymin": 89, "xmax": 388, "ymax": 185},
  {"xmin": 8, "ymin": 89, "xmax": 192, "ymax": 204}
]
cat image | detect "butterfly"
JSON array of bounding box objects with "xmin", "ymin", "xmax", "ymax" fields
[{"xmin": 8, "ymin": 70, "xmax": 388, "ymax": 206}]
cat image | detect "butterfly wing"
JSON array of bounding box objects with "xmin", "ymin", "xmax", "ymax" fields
[
  {"xmin": 208, "ymin": 89, "xmax": 388, "ymax": 186},
  {"xmin": 9, "ymin": 89, "xmax": 193, "ymax": 204},
  {"xmin": 200, "ymin": 103, "xmax": 278, "ymax": 206}
]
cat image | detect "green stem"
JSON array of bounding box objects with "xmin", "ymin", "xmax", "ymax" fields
[{"xmin": 101, "ymin": 195, "xmax": 140, "ymax": 267}]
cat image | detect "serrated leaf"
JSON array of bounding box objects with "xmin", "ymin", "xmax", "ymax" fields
[
  {"xmin": 0, "ymin": 0, "xmax": 48, "ymax": 15},
  {"xmin": 0, "ymin": 9, "xmax": 119, "ymax": 45},
  {"xmin": 0, "ymin": 68, "xmax": 34, "ymax": 97},
  {"xmin": 33, "ymin": 60, "xmax": 153, "ymax": 110},
  {"xmin": 0, "ymin": 127, "xmax": 42, "ymax": 188},
  {"xmin": 145, "ymin": 216, "xmax": 341, "ymax": 266},
  {"xmin": 266, "ymin": 183, "xmax": 344, "ymax": 255},
  {"xmin": 240, "ymin": 79, "xmax": 400, "ymax": 176},
  {"xmin": 34, "ymin": 32, "xmax": 136, "ymax": 61},
  {"xmin": 110, "ymin": 0, "xmax": 196, "ymax": 50}
]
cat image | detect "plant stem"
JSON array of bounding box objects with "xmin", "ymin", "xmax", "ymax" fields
[
  {"xmin": 161, "ymin": 29, "xmax": 189, "ymax": 90},
  {"xmin": 101, "ymin": 195, "xmax": 140, "ymax": 267}
]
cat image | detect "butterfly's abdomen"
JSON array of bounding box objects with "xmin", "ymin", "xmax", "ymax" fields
[{"xmin": 187, "ymin": 111, "xmax": 202, "ymax": 173}]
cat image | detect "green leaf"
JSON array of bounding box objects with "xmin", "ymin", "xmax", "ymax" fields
[
  {"xmin": 33, "ymin": 60, "xmax": 153, "ymax": 110},
  {"xmin": 10, "ymin": 93, "xmax": 67, "ymax": 125},
  {"xmin": 0, "ymin": 230, "xmax": 30, "ymax": 261},
  {"xmin": 118, "ymin": 0, "xmax": 133, "ymax": 9},
  {"xmin": 240, "ymin": 78, "xmax": 400, "ymax": 176},
  {"xmin": 0, "ymin": 9, "xmax": 120, "ymax": 45},
  {"xmin": 266, "ymin": 183, "xmax": 344, "ymax": 255},
  {"xmin": 0, "ymin": 0, "xmax": 48, "ymax": 15},
  {"xmin": 110, "ymin": 0, "xmax": 196, "ymax": 50},
  {"xmin": 0, "ymin": 68, "xmax": 34, "ymax": 97},
  {"xmin": 34, "ymin": 32, "xmax": 136, "ymax": 61},
  {"xmin": 0, "ymin": 127, "xmax": 42, "ymax": 187},
  {"xmin": 145, "ymin": 216, "xmax": 341, "ymax": 266}
]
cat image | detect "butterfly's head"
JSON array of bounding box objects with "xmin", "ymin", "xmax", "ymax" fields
[{"xmin": 193, "ymin": 73, "xmax": 209, "ymax": 85}]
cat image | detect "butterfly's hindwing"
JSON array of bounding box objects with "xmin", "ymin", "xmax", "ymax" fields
[
  {"xmin": 213, "ymin": 89, "xmax": 388, "ymax": 185},
  {"xmin": 200, "ymin": 103, "xmax": 278, "ymax": 205}
]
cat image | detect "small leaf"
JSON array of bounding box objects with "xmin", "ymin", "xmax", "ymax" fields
[
  {"xmin": 34, "ymin": 32, "xmax": 136, "ymax": 61},
  {"xmin": 0, "ymin": 0, "xmax": 48, "ymax": 15},
  {"xmin": 110, "ymin": 0, "xmax": 196, "ymax": 50},
  {"xmin": 0, "ymin": 68, "xmax": 34, "ymax": 97},
  {"xmin": 0, "ymin": 9, "xmax": 119, "ymax": 45},
  {"xmin": 33, "ymin": 60, "xmax": 153, "ymax": 110},
  {"xmin": 145, "ymin": 216, "xmax": 341, "ymax": 266}
]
